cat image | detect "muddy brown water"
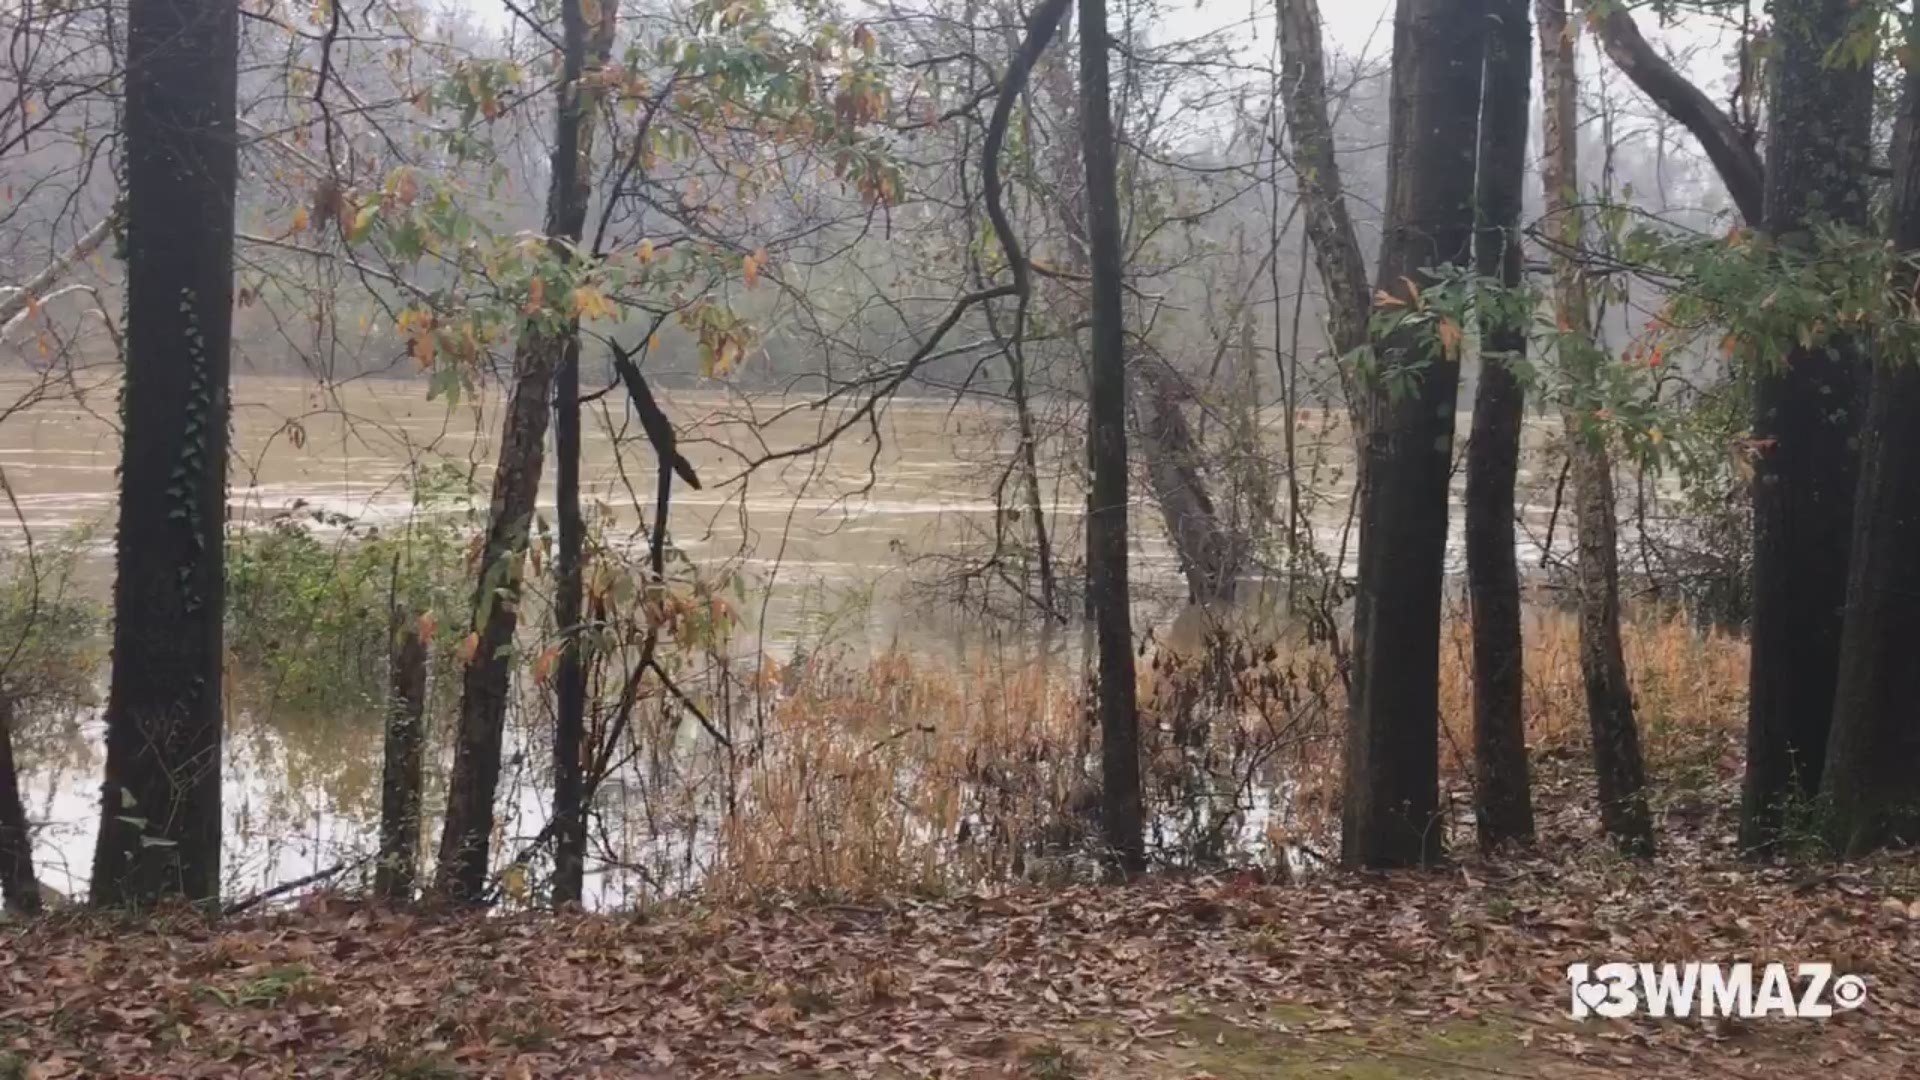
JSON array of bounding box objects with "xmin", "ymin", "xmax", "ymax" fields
[{"xmin": 1, "ymin": 367, "xmax": 1576, "ymax": 906}]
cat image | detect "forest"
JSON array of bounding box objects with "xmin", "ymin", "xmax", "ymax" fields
[{"xmin": 1, "ymin": 0, "xmax": 1919, "ymax": 1073}]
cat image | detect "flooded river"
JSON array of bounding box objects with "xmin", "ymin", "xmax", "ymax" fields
[{"xmin": 1, "ymin": 366, "xmax": 1576, "ymax": 905}]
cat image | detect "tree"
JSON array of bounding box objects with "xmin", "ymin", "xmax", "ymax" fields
[
  {"xmin": 1465, "ymin": 0, "xmax": 1534, "ymax": 850},
  {"xmin": 1019, "ymin": 19, "xmax": 1240, "ymax": 612},
  {"xmin": 435, "ymin": 0, "xmax": 618, "ymax": 903},
  {"xmin": 376, "ymin": 596, "xmax": 429, "ymax": 902},
  {"xmin": 1135, "ymin": 361, "xmax": 1240, "ymax": 604},
  {"xmin": 1275, "ymin": 0, "xmax": 1371, "ymax": 441},
  {"xmin": 1537, "ymin": 0, "xmax": 1653, "ymax": 856},
  {"xmin": 1586, "ymin": 4, "xmax": 1763, "ymax": 224},
  {"xmin": 1341, "ymin": 0, "xmax": 1485, "ymax": 868},
  {"xmin": 1739, "ymin": 0, "xmax": 1873, "ymax": 849},
  {"xmin": 980, "ymin": 0, "xmax": 1069, "ymax": 624},
  {"xmin": 90, "ymin": 0, "xmax": 238, "ymax": 907},
  {"xmin": 1584, "ymin": 0, "xmax": 1872, "ymax": 852},
  {"xmin": 551, "ymin": 331, "xmax": 589, "ymax": 906},
  {"xmin": 1078, "ymin": 0, "xmax": 1143, "ymax": 875},
  {"xmin": 0, "ymin": 695, "xmax": 36, "ymax": 912},
  {"xmin": 1822, "ymin": 2, "xmax": 1920, "ymax": 854}
]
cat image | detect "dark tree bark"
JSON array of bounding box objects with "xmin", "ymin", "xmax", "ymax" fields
[
  {"xmin": 1134, "ymin": 361, "xmax": 1240, "ymax": 604},
  {"xmin": 1340, "ymin": 0, "xmax": 1484, "ymax": 869},
  {"xmin": 1584, "ymin": 3, "xmax": 1764, "ymax": 224},
  {"xmin": 375, "ymin": 602, "xmax": 428, "ymax": 902},
  {"xmin": 552, "ymin": 334, "xmax": 588, "ymax": 907},
  {"xmin": 982, "ymin": 0, "xmax": 1070, "ymax": 621},
  {"xmin": 90, "ymin": 0, "xmax": 236, "ymax": 908},
  {"xmin": 1274, "ymin": 0, "xmax": 1371, "ymax": 441},
  {"xmin": 1078, "ymin": 0, "xmax": 1143, "ymax": 876},
  {"xmin": 1465, "ymin": 0, "xmax": 1534, "ymax": 851},
  {"xmin": 0, "ymin": 694, "xmax": 40, "ymax": 914},
  {"xmin": 1739, "ymin": 0, "xmax": 1874, "ymax": 851},
  {"xmin": 435, "ymin": 0, "xmax": 616, "ymax": 903},
  {"xmin": 1027, "ymin": 32, "xmax": 1237, "ymax": 616},
  {"xmin": 1821, "ymin": 4, "xmax": 1920, "ymax": 855},
  {"xmin": 1538, "ymin": 0, "xmax": 1653, "ymax": 856},
  {"xmin": 1028, "ymin": 31, "xmax": 1237, "ymax": 615}
]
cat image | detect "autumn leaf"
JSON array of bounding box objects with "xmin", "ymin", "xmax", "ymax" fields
[
  {"xmin": 522, "ymin": 276, "xmax": 546, "ymax": 316},
  {"xmin": 349, "ymin": 202, "xmax": 379, "ymax": 243},
  {"xmin": 416, "ymin": 610, "xmax": 438, "ymax": 645},
  {"xmin": 291, "ymin": 206, "xmax": 310, "ymax": 233},
  {"xmin": 457, "ymin": 631, "xmax": 480, "ymax": 664},
  {"xmin": 410, "ymin": 331, "xmax": 436, "ymax": 370},
  {"xmin": 572, "ymin": 285, "xmax": 619, "ymax": 322},
  {"xmin": 1436, "ymin": 317, "xmax": 1463, "ymax": 361},
  {"xmin": 532, "ymin": 644, "xmax": 561, "ymax": 686}
]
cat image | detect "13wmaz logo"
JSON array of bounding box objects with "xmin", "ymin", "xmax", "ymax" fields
[{"xmin": 1566, "ymin": 962, "xmax": 1867, "ymax": 1019}]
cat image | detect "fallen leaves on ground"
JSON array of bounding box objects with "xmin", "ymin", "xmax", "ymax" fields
[{"xmin": 3, "ymin": 757, "xmax": 1917, "ymax": 1078}]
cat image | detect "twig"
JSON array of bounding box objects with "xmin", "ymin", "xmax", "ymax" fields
[{"xmin": 222, "ymin": 857, "xmax": 368, "ymax": 917}]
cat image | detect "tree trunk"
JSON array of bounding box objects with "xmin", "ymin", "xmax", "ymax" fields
[
  {"xmin": 434, "ymin": 0, "xmax": 616, "ymax": 903},
  {"xmin": 1030, "ymin": 30, "xmax": 1236, "ymax": 616},
  {"xmin": 1134, "ymin": 361, "xmax": 1239, "ymax": 604},
  {"xmin": 1340, "ymin": 0, "xmax": 1484, "ymax": 869},
  {"xmin": 982, "ymin": 0, "xmax": 1071, "ymax": 623},
  {"xmin": 1538, "ymin": 0, "xmax": 1654, "ymax": 856},
  {"xmin": 376, "ymin": 602, "xmax": 428, "ymax": 902},
  {"xmin": 1739, "ymin": 0, "xmax": 1873, "ymax": 851},
  {"xmin": 0, "ymin": 694, "xmax": 40, "ymax": 914},
  {"xmin": 1567, "ymin": 427, "xmax": 1654, "ymax": 853},
  {"xmin": 1274, "ymin": 0, "xmax": 1371, "ymax": 441},
  {"xmin": 1584, "ymin": 2, "xmax": 1764, "ymax": 224},
  {"xmin": 1821, "ymin": 3, "xmax": 1920, "ymax": 855},
  {"xmin": 1465, "ymin": 0, "xmax": 1534, "ymax": 851},
  {"xmin": 552, "ymin": 332, "xmax": 588, "ymax": 906},
  {"xmin": 90, "ymin": 0, "xmax": 237, "ymax": 908},
  {"xmin": 1077, "ymin": 0, "xmax": 1143, "ymax": 877}
]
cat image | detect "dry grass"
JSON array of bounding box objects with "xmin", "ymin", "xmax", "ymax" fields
[
  {"xmin": 665, "ymin": 604, "xmax": 1750, "ymax": 899},
  {"xmin": 1440, "ymin": 602, "xmax": 1748, "ymax": 773}
]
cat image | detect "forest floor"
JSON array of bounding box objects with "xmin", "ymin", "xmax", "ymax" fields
[{"xmin": 4, "ymin": 740, "xmax": 1920, "ymax": 1079}]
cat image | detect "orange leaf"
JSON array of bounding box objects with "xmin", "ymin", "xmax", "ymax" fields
[
  {"xmin": 532, "ymin": 644, "xmax": 561, "ymax": 686},
  {"xmin": 457, "ymin": 631, "xmax": 480, "ymax": 665},
  {"xmin": 1436, "ymin": 317, "xmax": 1463, "ymax": 361}
]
